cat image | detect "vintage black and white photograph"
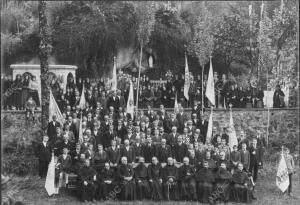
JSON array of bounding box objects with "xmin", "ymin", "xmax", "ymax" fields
[{"xmin": 1, "ymin": 0, "xmax": 299, "ymax": 204}]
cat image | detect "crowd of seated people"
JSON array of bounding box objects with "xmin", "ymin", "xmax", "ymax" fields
[
  {"xmin": 35, "ymin": 92, "xmax": 267, "ymax": 202},
  {"xmin": 3, "ymin": 71, "xmax": 291, "ymax": 111}
]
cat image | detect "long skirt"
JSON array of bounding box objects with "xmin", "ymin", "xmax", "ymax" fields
[
  {"xmin": 97, "ymin": 182, "xmax": 115, "ymax": 200},
  {"xmin": 21, "ymin": 88, "xmax": 30, "ymax": 109},
  {"xmin": 12, "ymin": 89, "xmax": 22, "ymax": 109},
  {"xmin": 180, "ymin": 180, "xmax": 197, "ymax": 200},
  {"xmin": 149, "ymin": 180, "xmax": 163, "ymax": 200},
  {"xmin": 230, "ymin": 184, "xmax": 252, "ymax": 203},
  {"xmin": 136, "ymin": 180, "xmax": 150, "ymax": 200},
  {"xmin": 78, "ymin": 182, "xmax": 97, "ymax": 201},
  {"xmin": 197, "ymin": 182, "xmax": 214, "ymax": 203},
  {"xmin": 120, "ymin": 180, "xmax": 136, "ymax": 200},
  {"xmin": 163, "ymin": 181, "xmax": 179, "ymax": 201}
]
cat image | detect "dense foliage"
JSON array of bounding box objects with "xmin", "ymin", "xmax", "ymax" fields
[{"xmin": 1, "ymin": 0, "xmax": 298, "ymax": 84}]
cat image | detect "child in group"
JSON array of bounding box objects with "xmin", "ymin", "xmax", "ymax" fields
[{"xmin": 284, "ymin": 146, "xmax": 295, "ymax": 196}]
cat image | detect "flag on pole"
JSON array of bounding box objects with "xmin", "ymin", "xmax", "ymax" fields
[
  {"xmin": 78, "ymin": 114, "xmax": 83, "ymax": 143},
  {"xmin": 205, "ymin": 56, "xmax": 215, "ymax": 106},
  {"xmin": 260, "ymin": 1, "xmax": 264, "ymax": 19},
  {"xmin": 206, "ymin": 108, "xmax": 213, "ymax": 144},
  {"xmin": 49, "ymin": 89, "xmax": 64, "ymax": 125},
  {"xmin": 249, "ymin": 2, "xmax": 252, "ymax": 17},
  {"xmin": 276, "ymin": 150, "xmax": 290, "ymax": 192},
  {"xmin": 78, "ymin": 83, "xmax": 86, "ymax": 109},
  {"xmin": 174, "ymin": 92, "xmax": 179, "ymax": 114},
  {"xmin": 45, "ymin": 153, "xmax": 55, "ymax": 196},
  {"xmin": 184, "ymin": 54, "xmax": 190, "ymax": 100},
  {"xmin": 111, "ymin": 57, "xmax": 117, "ymax": 91},
  {"xmin": 126, "ymin": 80, "xmax": 134, "ymax": 119},
  {"xmin": 228, "ymin": 108, "xmax": 238, "ymax": 150}
]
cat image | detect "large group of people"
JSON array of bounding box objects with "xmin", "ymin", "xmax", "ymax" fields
[
  {"xmin": 1, "ymin": 70, "xmax": 291, "ymax": 113},
  {"xmin": 35, "ymin": 85, "xmax": 273, "ymax": 203}
]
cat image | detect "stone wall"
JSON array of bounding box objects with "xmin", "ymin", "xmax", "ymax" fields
[{"xmin": 1, "ymin": 108, "xmax": 299, "ymax": 151}]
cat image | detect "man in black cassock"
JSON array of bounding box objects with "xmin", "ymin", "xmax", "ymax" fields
[
  {"xmin": 35, "ymin": 135, "xmax": 52, "ymax": 178},
  {"xmin": 179, "ymin": 157, "xmax": 197, "ymax": 201},
  {"xmin": 231, "ymin": 163, "xmax": 253, "ymax": 203},
  {"xmin": 147, "ymin": 157, "xmax": 163, "ymax": 200},
  {"xmin": 195, "ymin": 160, "xmax": 215, "ymax": 203},
  {"xmin": 117, "ymin": 156, "xmax": 136, "ymax": 200},
  {"xmin": 134, "ymin": 157, "xmax": 150, "ymax": 200},
  {"xmin": 214, "ymin": 162, "xmax": 232, "ymax": 203},
  {"xmin": 162, "ymin": 157, "xmax": 179, "ymax": 201},
  {"xmin": 77, "ymin": 159, "xmax": 97, "ymax": 202},
  {"xmin": 97, "ymin": 162, "xmax": 116, "ymax": 201}
]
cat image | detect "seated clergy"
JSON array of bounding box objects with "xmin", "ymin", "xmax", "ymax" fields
[
  {"xmin": 97, "ymin": 162, "xmax": 116, "ymax": 201},
  {"xmin": 162, "ymin": 157, "xmax": 179, "ymax": 201},
  {"xmin": 195, "ymin": 160, "xmax": 215, "ymax": 203},
  {"xmin": 147, "ymin": 157, "xmax": 163, "ymax": 200},
  {"xmin": 117, "ymin": 157, "xmax": 136, "ymax": 200},
  {"xmin": 93, "ymin": 144, "xmax": 107, "ymax": 172},
  {"xmin": 214, "ymin": 162, "xmax": 232, "ymax": 203},
  {"xmin": 134, "ymin": 157, "xmax": 150, "ymax": 200},
  {"xmin": 231, "ymin": 163, "xmax": 253, "ymax": 203},
  {"xmin": 179, "ymin": 157, "xmax": 197, "ymax": 201},
  {"xmin": 77, "ymin": 159, "xmax": 97, "ymax": 202}
]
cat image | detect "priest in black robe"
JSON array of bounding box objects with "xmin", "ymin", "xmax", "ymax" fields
[
  {"xmin": 134, "ymin": 157, "xmax": 150, "ymax": 200},
  {"xmin": 179, "ymin": 157, "xmax": 197, "ymax": 201},
  {"xmin": 77, "ymin": 159, "xmax": 97, "ymax": 202},
  {"xmin": 231, "ymin": 163, "xmax": 253, "ymax": 203},
  {"xmin": 147, "ymin": 157, "xmax": 163, "ymax": 200},
  {"xmin": 162, "ymin": 157, "xmax": 179, "ymax": 201},
  {"xmin": 117, "ymin": 156, "xmax": 136, "ymax": 200},
  {"xmin": 97, "ymin": 162, "xmax": 116, "ymax": 201},
  {"xmin": 195, "ymin": 160, "xmax": 215, "ymax": 203},
  {"xmin": 214, "ymin": 162, "xmax": 232, "ymax": 203}
]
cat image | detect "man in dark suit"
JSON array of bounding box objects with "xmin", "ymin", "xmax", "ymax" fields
[
  {"xmin": 47, "ymin": 115, "xmax": 61, "ymax": 141},
  {"xmin": 117, "ymin": 90, "xmax": 126, "ymax": 110},
  {"xmin": 249, "ymin": 138, "xmax": 262, "ymax": 182},
  {"xmin": 120, "ymin": 139, "xmax": 136, "ymax": 164},
  {"xmin": 200, "ymin": 115, "xmax": 208, "ymax": 140},
  {"xmin": 165, "ymin": 113, "xmax": 179, "ymax": 134},
  {"xmin": 176, "ymin": 108, "xmax": 189, "ymax": 133},
  {"xmin": 142, "ymin": 137, "xmax": 156, "ymax": 163},
  {"xmin": 173, "ymin": 136, "xmax": 188, "ymax": 163},
  {"xmin": 157, "ymin": 138, "xmax": 172, "ymax": 164},
  {"xmin": 107, "ymin": 91, "xmax": 120, "ymax": 112},
  {"xmin": 35, "ymin": 135, "xmax": 52, "ymax": 178}
]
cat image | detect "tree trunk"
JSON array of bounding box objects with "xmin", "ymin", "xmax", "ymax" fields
[{"xmin": 38, "ymin": 0, "xmax": 50, "ymax": 132}]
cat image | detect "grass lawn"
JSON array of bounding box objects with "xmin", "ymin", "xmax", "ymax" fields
[{"xmin": 3, "ymin": 163, "xmax": 300, "ymax": 205}]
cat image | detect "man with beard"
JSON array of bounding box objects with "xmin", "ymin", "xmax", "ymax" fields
[
  {"xmin": 134, "ymin": 157, "xmax": 150, "ymax": 200},
  {"xmin": 107, "ymin": 140, "xmax": 120, "ymax": 170},
  {"xmin": 120, "ymin": 139, "xmax": 135, "ymax": 164},
  {"xmin": 214, "ymin": 162, "xmax": 232, "ymax": 203},
  {"xmin": 77, "ymin": 159, "xmax": 97, "ymax": 202},
  {"xmin": 97, "ymin": 162, "xmax": 116, "ymax": 201},
  {"xmin": 117, "ymin": 157, "xmax": 136, "ymax": 200},
  {"xmin": 147, "ymin": 157, "xmax": 163, "ymax": 200},
  {"xmin": 195, "ymin": 161, "xmax": 215, "ymax": 203},
  {"xmin": 162, "ymin": 157, "xmax": 179, "ymax": 201},
  {"xmin": 231, "ymin": 163, "xmax": 254, "ymax": 203},
  {"xmin": 179, "ymin": 157, "xmax": 197, "ymax": 201}
]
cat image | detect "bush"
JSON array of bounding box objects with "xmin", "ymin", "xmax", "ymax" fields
[{"xmin": 2, "ymin": 153, "xmax": 38, "ymax": 176}]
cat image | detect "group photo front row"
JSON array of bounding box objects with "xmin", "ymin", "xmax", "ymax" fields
[{"xmin": 36, "ymin": 101, "xmax": 296, "ymax": 203}]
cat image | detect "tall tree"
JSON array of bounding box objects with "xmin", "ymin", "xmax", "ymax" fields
[
  {"xmin": 188, "ymin": 3, "xmax": 215, "ymax": 112},
  {"xmin": 135, "ymin": 1, "xmax": 157, "ymax": 109},
  {"xmin": 38, "ymin": 0, "xmax": 51, "ymax": 131}
]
